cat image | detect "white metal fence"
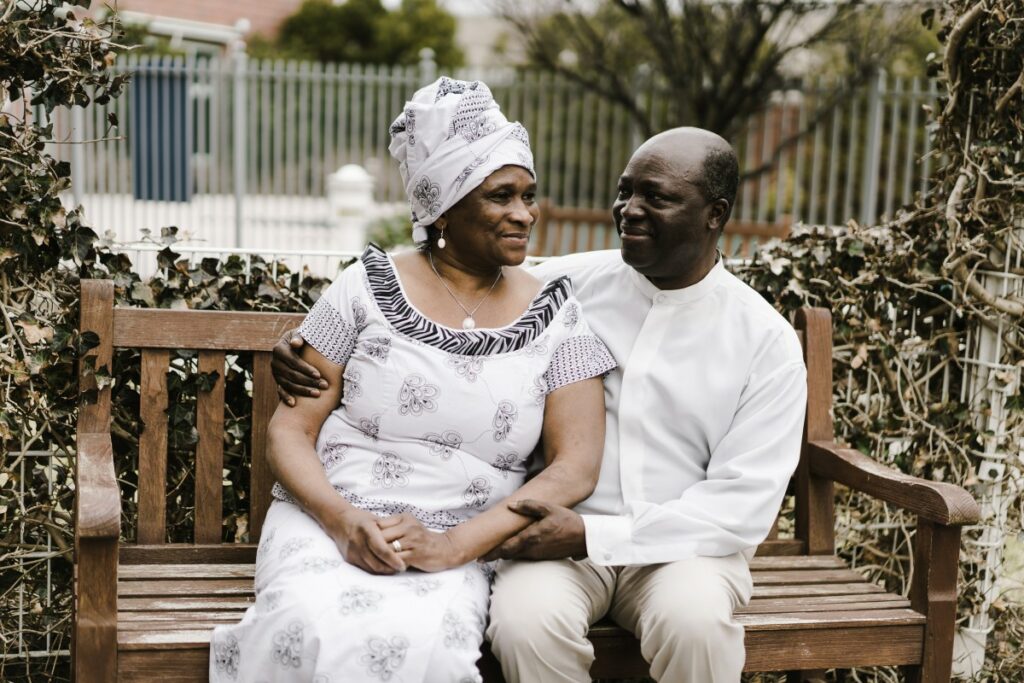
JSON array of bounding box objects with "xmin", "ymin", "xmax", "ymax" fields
[
  {"xmin": 2, "ymin": 450, "xmax": 71, "ymax": 664},
  {"xmin": 41, "ymin": 52, "xmax": 938, "ymax": 252}
]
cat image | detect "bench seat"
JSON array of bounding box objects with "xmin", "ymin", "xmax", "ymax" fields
[{"xmin": 112, "ymin": 552, "xmax": 925, "ymax": 681}]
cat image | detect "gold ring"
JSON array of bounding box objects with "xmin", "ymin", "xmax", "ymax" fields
[{"xmin": 392, "ymin": 539, "xmax": 402, "ymax": 553}]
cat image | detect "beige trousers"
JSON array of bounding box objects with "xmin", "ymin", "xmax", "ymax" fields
[{"xmin": 486, "ymin": 553, "xmax": 753, "ymax": 683}]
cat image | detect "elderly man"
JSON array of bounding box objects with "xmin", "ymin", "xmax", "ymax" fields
[{"xmin": 272, "ymin": 127, "xmax": 806, "ymax": 682}]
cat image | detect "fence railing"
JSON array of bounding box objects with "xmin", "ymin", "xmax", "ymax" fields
[{"xmin": 43, "ymin": 53, "xmax": 938, "ymax": 253}]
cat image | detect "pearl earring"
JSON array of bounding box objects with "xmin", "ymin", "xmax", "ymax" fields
[{"xmin": 437, "ymin": 223, "xmax": 447, "ymax": 249}]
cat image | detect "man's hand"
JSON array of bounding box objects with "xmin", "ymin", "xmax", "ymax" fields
[
  {"xmin": 271, "ymin": 329, "xmax": 328, "ymax": 405},
  {"xmin": 485, "ymin": 499, "xmax": 587, "ymax": 561}
]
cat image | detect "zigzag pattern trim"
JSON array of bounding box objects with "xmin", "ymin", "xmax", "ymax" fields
[{"xmin": 360, "ymin": 244, "xmax": 571, "ymax": 356}]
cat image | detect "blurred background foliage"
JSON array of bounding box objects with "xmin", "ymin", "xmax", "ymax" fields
[
  {"xmin": 247, "ymin": 0, "xmax": 463, "ymax": 68},
  {"xmin": 500, "ymin": 0, "xmax": 941, "ymax": 149}
]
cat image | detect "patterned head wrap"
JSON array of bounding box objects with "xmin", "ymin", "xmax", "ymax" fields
[{"xmin": 388, "ymin": 77, "xmax": 535, "ymax": 243}]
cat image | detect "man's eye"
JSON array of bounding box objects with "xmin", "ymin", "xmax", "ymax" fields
[
  {"xmin": 616, "ymin": 188, "xmax": 629, "ymax": 199},
  {"xmin": 523, "ymin": 192, "xmax": 536, "ymax": 203}
]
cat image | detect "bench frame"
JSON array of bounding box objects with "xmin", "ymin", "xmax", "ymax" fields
[{"xmin": 74, "ymin": 279, "xmax": 979, "ymax": 682}]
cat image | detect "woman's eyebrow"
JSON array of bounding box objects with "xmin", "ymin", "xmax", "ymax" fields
[{"xmin": 484, "ymin": 181, "xmax": 535, "ymax": 193}]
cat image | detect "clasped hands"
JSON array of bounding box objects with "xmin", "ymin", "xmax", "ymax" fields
[
  {"xmin": 484, "ymin": 499, "xmax": 588, "ymax": 562},
  {"xmin": 331, "ymin": 500, "xmax": 588, "ymax": 575},
  {"xmin": 329, "ymin": 508, "xmax": 461, "ymax": 575}
]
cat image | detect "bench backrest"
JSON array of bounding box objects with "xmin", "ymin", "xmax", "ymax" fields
[
  {"xmin": 532, "ymin": 200, "xmax": 792, "ymax": 259},
  {"xmin": 78, "ymin": 280, "xmax": 833, "ymax": 557}
]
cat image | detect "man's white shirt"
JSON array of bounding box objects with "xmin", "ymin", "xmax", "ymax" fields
[{"xmin": 530, "ymin": 250, "xmax": 807, "ymax": 566}]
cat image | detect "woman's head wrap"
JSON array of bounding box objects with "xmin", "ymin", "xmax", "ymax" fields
[{"xmin": 388, "ymin": 77, "xmax": 535, "ymax": 243}]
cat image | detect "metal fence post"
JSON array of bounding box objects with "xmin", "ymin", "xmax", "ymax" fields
[
  {"xmin": 232, "ymin": 41, "xmax": 248, "ymax": 248},
  {"xmin": 859, "ymin": 69, "xmax": 885, "ymax": 226},
  {"xmin": 631, "ymin": 63, "xmax": 652, "ymax": 152},
  {"xmin": 70, "ymin": 104, "xmax": 85, "ymax": 208},
  {"xmin": 419, "ymin": 48, "xmax": 437, "ymax": 86}
]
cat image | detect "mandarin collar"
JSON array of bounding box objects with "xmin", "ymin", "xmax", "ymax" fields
[{"xmin": 628, "ymin": 257, "xmax": 726, "ymax": 305}]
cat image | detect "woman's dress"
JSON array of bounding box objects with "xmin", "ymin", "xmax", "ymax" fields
[{"xmin": 209, "ymin": 244, "xmax": 616, "ymax": 683}]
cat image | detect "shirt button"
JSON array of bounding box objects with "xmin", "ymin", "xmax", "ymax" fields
[
  {"xmin": 604, "ymin": 553, "xmax": 613, "ymax": 561},
  {"xmin": 654, "ymin": 294, "xmax": 666, "ymax": 303}
]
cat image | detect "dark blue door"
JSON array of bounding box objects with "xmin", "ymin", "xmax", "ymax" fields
[{"xmin": 131, "ymin": 59, "xmax": 192, "ymax": 202}]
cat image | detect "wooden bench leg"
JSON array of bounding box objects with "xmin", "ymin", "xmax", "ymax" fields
[
  {"xmin": 74, "ymin": 537, "xmax": 118, "ymax": 682},
  {"xmin": 904, "ymin": 520, "xmax": 962, "ymax": 683}
]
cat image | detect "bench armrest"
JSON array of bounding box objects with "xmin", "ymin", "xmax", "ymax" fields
[
  {"xmin": 807, "ymin": 440, "xmax": 980, "ymax": 526},
  {"xmin": 77, "ymin": 432, "xmax": 121, "ymax": 539}
]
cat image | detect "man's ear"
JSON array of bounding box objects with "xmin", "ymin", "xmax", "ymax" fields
[{"xmin": 707, "ymin": 199, "xmax": 730, "ymax": 231}]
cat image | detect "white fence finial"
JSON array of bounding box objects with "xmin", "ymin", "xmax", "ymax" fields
[
  {"xmin": 328, "ymin": 164, "xmax": 375, "ymax": 251},
  {"xmin": 419, "ymin": 47, "xmax": 437, "ymax": 85}
]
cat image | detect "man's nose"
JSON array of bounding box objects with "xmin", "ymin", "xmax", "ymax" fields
[{"xmin": 621, "ymin": 195, "xmax": 644, "ymax": 219}]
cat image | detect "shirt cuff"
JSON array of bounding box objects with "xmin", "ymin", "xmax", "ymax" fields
[{"xmin": 581, "ymin": 514, "xmax": 632, "ymax": 566}]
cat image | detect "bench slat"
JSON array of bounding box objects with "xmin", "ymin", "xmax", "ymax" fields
[
  {"xmin": 138, "ymin": 349, "xmax": 169, "ymax": 545},
  {"xmin": 754, "ymin": 582, "xmax": 886, "ymax": 598},
  {"xmin": 117, "ymin": 596, "xmax": 914, "ymax": 619},
  {"xmin": 748, "ymin": 555, "xmax": 843, "ymax": 570},
  {"xmin": 119, "ymin": 630, "xmax": 215, "ymax": 649},
  {"xmin": 120, "ymin": 544, "xmax": 257, "ymax": 565},
  {"xmin": 751, "ymin": 568, "xmax": 865, "ymax": 585},
  {"xmin": 119, "ymin": 596, "xmax": 254, "ymax": 612},
  {"xmin": 740, "ymin": 598, "xmax": 911, "ymax": 614},
  {"xmin": 118, "ymin": 649, "xmax": 210, "ymax": 682},
  {"xmin": 250, "ymin": 351, "xmax": 278, "ymax": 540},
  {"xmin": 195, "ymin": 351, "xmax": 225, "ymax": 544},
  {"xmin": 747, "ymin": 592, "xmax": 908, "ymax": 607},
  {"xmin": 112, "ymin": 309, "xmax": 305, "ymax": 351},
  {"xmin": 743, "ymin": 624, "xmax": 924, "ymax": 671},
  {"xmin": 740, "ymin": 608, "xmax": 924, "ymax": 630},
  {"xmin": 118, "ymin": 579, "xmax": 252, "ymax": 597},
  {"xmin": 120, "ymin": 564, "xmax": 255, "ymax": 580},
  {"xmin": 119, "ymin": 612, "xmax": 243, "ymax": 626},
  {"xmin": 116, "ymin": 558, "xmax": 852, "ymax": 580}
]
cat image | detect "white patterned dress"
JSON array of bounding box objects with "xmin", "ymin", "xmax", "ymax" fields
[{"xmin": 209, "ymin": 245, "xmax": 616, "ymax": 683}]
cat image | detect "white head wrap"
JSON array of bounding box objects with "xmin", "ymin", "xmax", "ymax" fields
[{"xmin": 388, "ymin": 77, "xmax": 536, "ymax": 243}]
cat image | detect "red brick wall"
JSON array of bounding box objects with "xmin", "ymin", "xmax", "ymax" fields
[{"xmin": 99, "ymin": 0, "xmax": 304, "ymax": 38}]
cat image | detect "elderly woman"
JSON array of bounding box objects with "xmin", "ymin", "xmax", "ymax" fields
[{"xmin": 208, "ymin": 78, "xmax": 616, "ymax": 682}]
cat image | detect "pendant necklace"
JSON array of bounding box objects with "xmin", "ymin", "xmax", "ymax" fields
[{"xmin": 427, "ymin": 251, "xmax": 503, "ymax": 330}]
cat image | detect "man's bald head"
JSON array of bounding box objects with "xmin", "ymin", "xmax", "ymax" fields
[{"xmin": 637, "ymin": 127, "xmax": 739, "ymax": 225}]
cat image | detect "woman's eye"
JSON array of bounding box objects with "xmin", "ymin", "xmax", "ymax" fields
[{"xmin": 523, "ymin": 192, "xmax": 536, "ymax": 203}]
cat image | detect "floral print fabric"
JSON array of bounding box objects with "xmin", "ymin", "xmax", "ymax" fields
[
  {"xmin": 210, "ymin": 502, "xmax": 491, "ymax": 682},
  {"xmin": 210, "ymin": 245, "xmax": 615, "ymax": 682}
]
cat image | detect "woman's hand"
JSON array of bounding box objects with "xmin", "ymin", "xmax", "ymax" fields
[
  {"xmin": 325, "ymin": 508, "xmax": 406, "ymax": 575},
  {"xmin": 378, "ymin": 513, "xmax": 466, "ymax": 573}
]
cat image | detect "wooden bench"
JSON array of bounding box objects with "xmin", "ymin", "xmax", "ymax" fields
[
  {"xmin": 75, "ymin": 279, "xmax": 979, "ymax": 682},
  {"xmin": 532, "ymin": 200, "xmax": 791, "ymax": 259}
]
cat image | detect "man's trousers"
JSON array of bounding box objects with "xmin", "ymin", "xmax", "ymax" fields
[{"xmin": 486, "ymin": 553, "xmax": 753, "ymax": 682}]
